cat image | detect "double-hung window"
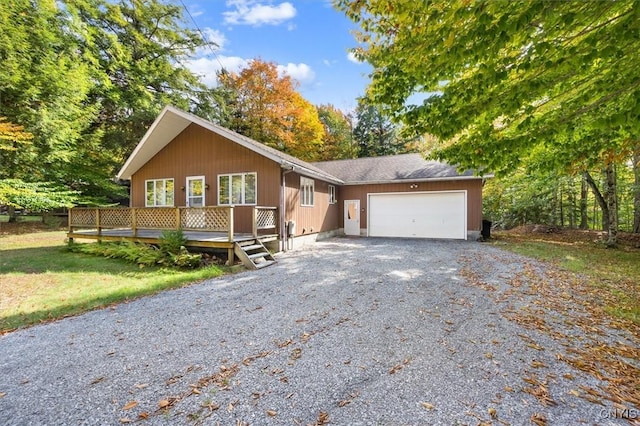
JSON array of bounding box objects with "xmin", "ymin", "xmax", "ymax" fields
[
  {"xmin": 145, "ymin": 178, "xmax": 174, "ymax": 207},
  {"xmin": 300, "ymin": 177, "xmax": 314, "ymax": 206},
  {"xmin": 328, "ymin": 185, "xmax": 336, "ymax": 204},
  {"xmin": 218, "ymin": 172, "xmax": 256, "ymax": 205}
]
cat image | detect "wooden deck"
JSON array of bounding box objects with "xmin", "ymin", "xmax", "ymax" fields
[
  {"xmin": 66, "ymin": 206, "xmax": 279, "ymax": 265},
  {"xmin": 67, "ymin": 228, "xmax": 278, "ymax": 248}
]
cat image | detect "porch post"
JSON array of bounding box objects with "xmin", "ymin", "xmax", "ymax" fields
[
  {"xmin": 96, "ymin": 208, "xmax": 102, "ymax": 243},
  {"xmin": 67, "ymin": 208, "xmax": 74, "ymax": 243},
  {"xmin": 131, "ymin": 208, "xmax": 137, "ymax": 237},
  {"xmin": 227, "ymin": 206, "xmax": 235, "ymax": 266},
  {"xmin": 228, "ymin": 207, "xmax": 234, "ymax": 241},
  {"xmin": 175, "ymin": 207, "xmax": 181, "ymax": 230},
  {"xmin": 252, "ymin": 207, "xmax": 258, "ymax": 238}
]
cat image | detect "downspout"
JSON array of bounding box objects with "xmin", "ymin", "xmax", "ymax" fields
[{"xmin": 280, "ymin": 162, "xmax": 295, "ymax": 251}]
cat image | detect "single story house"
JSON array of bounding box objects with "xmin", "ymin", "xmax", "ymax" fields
[{"xmin": 115, "ymin": 105, "xmax": 489, "ymax": 251}]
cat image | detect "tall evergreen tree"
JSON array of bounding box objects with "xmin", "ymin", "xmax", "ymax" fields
[{"xmin": 352, "ymin": 100, "xmax": 405, "ymax": 157}]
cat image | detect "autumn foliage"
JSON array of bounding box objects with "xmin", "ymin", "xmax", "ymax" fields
[
  {"xmin": 218, "ymin": 59, "xmax": 324, "ymax": 161},
  {"xmin": 0, "ymin": 117, "xmax": 32, "ymax": 152}
]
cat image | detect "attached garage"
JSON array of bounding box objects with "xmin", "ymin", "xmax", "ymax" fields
[{"xmin": 368, "ymin": 191, "xmax": 467, "ymax": 240}]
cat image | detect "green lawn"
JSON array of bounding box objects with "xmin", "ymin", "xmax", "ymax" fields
[
  {"xmin": 0, "ymin": 214, "xmax": 43, "ymax": 223},
  {"xmin": 492, "ymin": 231, "xmax": 640, "ymax": 326},
  {"xmin": 0, "ymin": 230, "xmax": 226, "ymax": 333}
]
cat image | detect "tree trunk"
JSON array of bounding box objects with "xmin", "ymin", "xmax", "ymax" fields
[
  {"xmin": 633, "ymin": 146, "xmax": 640, "ymax": 233},
  {"xmin": 558, "ymin": 182, "xmax": 564, "ymax": 227},
  {"xmin": 603, "ymin": 164, "xmax": 618, "ymax": 247},
  {"xmin": 580, "ymin": 173, "xmax": 589, "ymax": 230},
  {"xmin": 584, "ymin": 171, "xmax": 609, "ymax": 232},
  {"xmin": 568, "ymin": 177, "xmax": 575, "ymax": 229},
  {"xmin": 7, "ymin": 205, "xmax": 17, "ymax": 223}
]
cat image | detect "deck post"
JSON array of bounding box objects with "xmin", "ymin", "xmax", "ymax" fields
[
  {"xmin": 67, "ymin": 208, "xmax": 74, "ymax": 243},
  {"xmin": 132, "ymin": 208, "xmax": 137, "ymax": 237},
  {"xmin": 175, "ymin": 208, "xmax": 181, "ymax": 230},
  {"xmin": 96, "ymin": 208, "xmax": 102, "ymax": 243},
  {"xmin": 252, "ymin": 207, "xmax": 258, "ymax": 238},
  {"xmin": 228, "ymin": 207, "xmax": 234, "ymax": 242}
]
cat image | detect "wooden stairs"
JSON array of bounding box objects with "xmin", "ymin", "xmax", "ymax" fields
[{"xmin": 234, "ymin": 239, "xmax": 276, "ymax": 270}]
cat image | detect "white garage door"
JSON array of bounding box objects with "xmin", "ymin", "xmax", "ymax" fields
[{"xmin": 368, "ymin": 191, "xmax": 467, "ymax": 239}]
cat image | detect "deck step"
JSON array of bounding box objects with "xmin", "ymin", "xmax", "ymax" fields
[
  {"xmin": 234, "ymin": 239, "xmax": 276, "ymax": 270},
  {"xmin": 248, "ymin": 251, "xmax": 270, "ymax": 260},
  {"xmin": 255, "ymin": 260, "xmax": 275, "ymax": 269}
]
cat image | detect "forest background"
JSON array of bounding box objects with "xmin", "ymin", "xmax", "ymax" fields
[{"xmin": 1, "ymin": 0, "xmax": 638, "ymax": 247}]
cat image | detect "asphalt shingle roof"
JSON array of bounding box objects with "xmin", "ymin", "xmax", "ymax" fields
[{"xmin": 312, "ymin": 153, "xmax": 475, "ymax": 184}]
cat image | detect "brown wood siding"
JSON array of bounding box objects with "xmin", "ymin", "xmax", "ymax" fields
[
  {"xmin": 283, "ymin": 171, "xmax": 339, "ymax": 237},
  {"xmin": 130, "ymin": 124, "xmax": 281, "ymax": 233},
  {"xmin": 339, "ymin": 180, "xmax": 484, "ymax": 232}
]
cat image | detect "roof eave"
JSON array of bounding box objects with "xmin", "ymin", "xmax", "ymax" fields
[
  {"xmin": 116, "ymin": 105, "xmax": 345, "ymax": 183},
  {"xmin": 280, "ymin": 161, "xmax": 344, "ymax": 185},
  {"xmin": 117, "ymin": 106, "xmax": 178, "ymax": 180},
  {"xmin": 340, "ymin": 174, "xmax": 491, "ymax": 186}
]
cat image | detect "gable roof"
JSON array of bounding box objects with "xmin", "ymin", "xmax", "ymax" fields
[
  {"xmin": 312, "ymin": 154, "xmax": 480, "ymax": 185},
  {"xmin": 117, "ymin": 105, "xmax": 343, "ymax": 184}
]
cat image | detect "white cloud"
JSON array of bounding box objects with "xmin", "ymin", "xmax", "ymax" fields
[
  {"xmin": 224, "ymin": 1, "xmax": 296, "ymax": 26},
  {"xmin": 194, "ymin": 28, "xmax": 228, "ymax": 58},
  {"xmin": 347, "ymin": 51, "xmax": 362, "ymax": 64},
  {"xmin": 185, "ymin": 56, "xmax": 250, "ymax": 87},
  {"xmin": 323, "ymin": 59, "xmax": 336, "ymax": 67},
  {"xmin": 186, "ymin": 56, "xmax": 315, "ymax": 88},
  {"xmin": 202, "ymin": 28, "xmax": 227, "ymax": 51},
  {"xmin": 277, "ymin": 62, "xmax": 315, "ymax": 84}
]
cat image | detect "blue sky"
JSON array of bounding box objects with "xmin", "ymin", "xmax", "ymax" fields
[{"xmin": 182, "ymin": 0, "xmax": 370, "ymax": 111}]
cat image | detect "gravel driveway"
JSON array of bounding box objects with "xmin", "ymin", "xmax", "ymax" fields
[{"xmin": 1, "ymin": 237, "xmax": 637, "ymax": 425}]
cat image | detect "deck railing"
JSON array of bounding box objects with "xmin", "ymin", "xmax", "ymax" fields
[
  {"xmin": 68, "ymin": 206, "xmax": 278, "ymax": 241},
  {"xmin": 253, "ymin": 206, "xmax": 278, "ymax": 237}
]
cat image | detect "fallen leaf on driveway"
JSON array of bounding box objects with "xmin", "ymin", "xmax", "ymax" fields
[
  {"xmin": 0, "ymin": 392, "xmax": 6, "ymax": 398},
  {"xmin": 389, "ymin": 364, "xmax": 404, "ymax": 374},
  {"xmin": 90, "ymin": 376, "xmax": 105, "ymax": 385},
  {"xmin": 421, "ymin": 402, "xmax": 435, "ymax": 410},
  {"xmin": 119, "ymin": 418, "xmax": 131, "ymax": 424},
  {"xmin": 531, "ymin": 413, "xmax": 547, "ymax": 425},
  {"xmin": 122, "ymin": 401, "xmax": 138, "ymax": 410},
  {"xmin": 266, "ymin": 409, "xmax": 277, "ymax": 417},
  {"xmin": 227, "ymin": 399, "xmax": 239, "ymax": 412},
  {"xmin": 315, "ymin": 411, "xmax": 329, "ymax": 425}
]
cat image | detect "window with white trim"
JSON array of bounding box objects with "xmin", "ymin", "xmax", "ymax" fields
[
  {"xmin": 300, "ymin": 177, "xmax": 314, "ymax": 206},
  {"xmin": 218, "ymin": 172, "xmax": 256, "ymax": 205},
  {"xmin": 145, "ymin": 178, "xmax": 174, "ymax": 207},
  {"xmin": 328, "ymin": 185, "xmax": 336, "ymax": 204}
]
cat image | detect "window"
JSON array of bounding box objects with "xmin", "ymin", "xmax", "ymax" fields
[
  {"xmin": 301, "ymin": 177, "xmax": 314, "ymax": 206},
  {"xmin": 328, "ymin": 185, "xmax": 336, "ymax": 204},
  {"xmin": 145, "ymin": 178, "xmax": 174, "ymax": 207},
  {"xmin": 218, "ymin": 172, "xmax": 256, "ymax": 205}
]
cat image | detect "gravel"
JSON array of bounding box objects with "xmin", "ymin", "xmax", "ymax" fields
[{"xmin": 1, "ymin": 237, "xmax": 636, "ymax": 425}]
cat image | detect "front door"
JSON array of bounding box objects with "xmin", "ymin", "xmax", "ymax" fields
[
  {"xmin": 186, "ymin": 176, "xmax": 205, "ymax": 207},
  {"xmin": 344, "ymin": 199, "xmax": 360, "ymax": 236}
]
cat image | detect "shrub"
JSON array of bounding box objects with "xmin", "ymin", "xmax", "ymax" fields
[
  {"xmin": 170, "ymin": 247, "xmax": 202, "ymax": 269},
  {"xmin": 66, "ymin": 241, "xmax": 164, "ymax": 267},
  {"xmin": 67, "ymin": 236, "xmax": 201, "ymax": 269},
  {"xmin": 159, "ymin": 229, "xmax": 188, "ymax": 256},
  {"xmin": 43, "ymin": 215, "xmax": 63, "ymax": 228}
]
